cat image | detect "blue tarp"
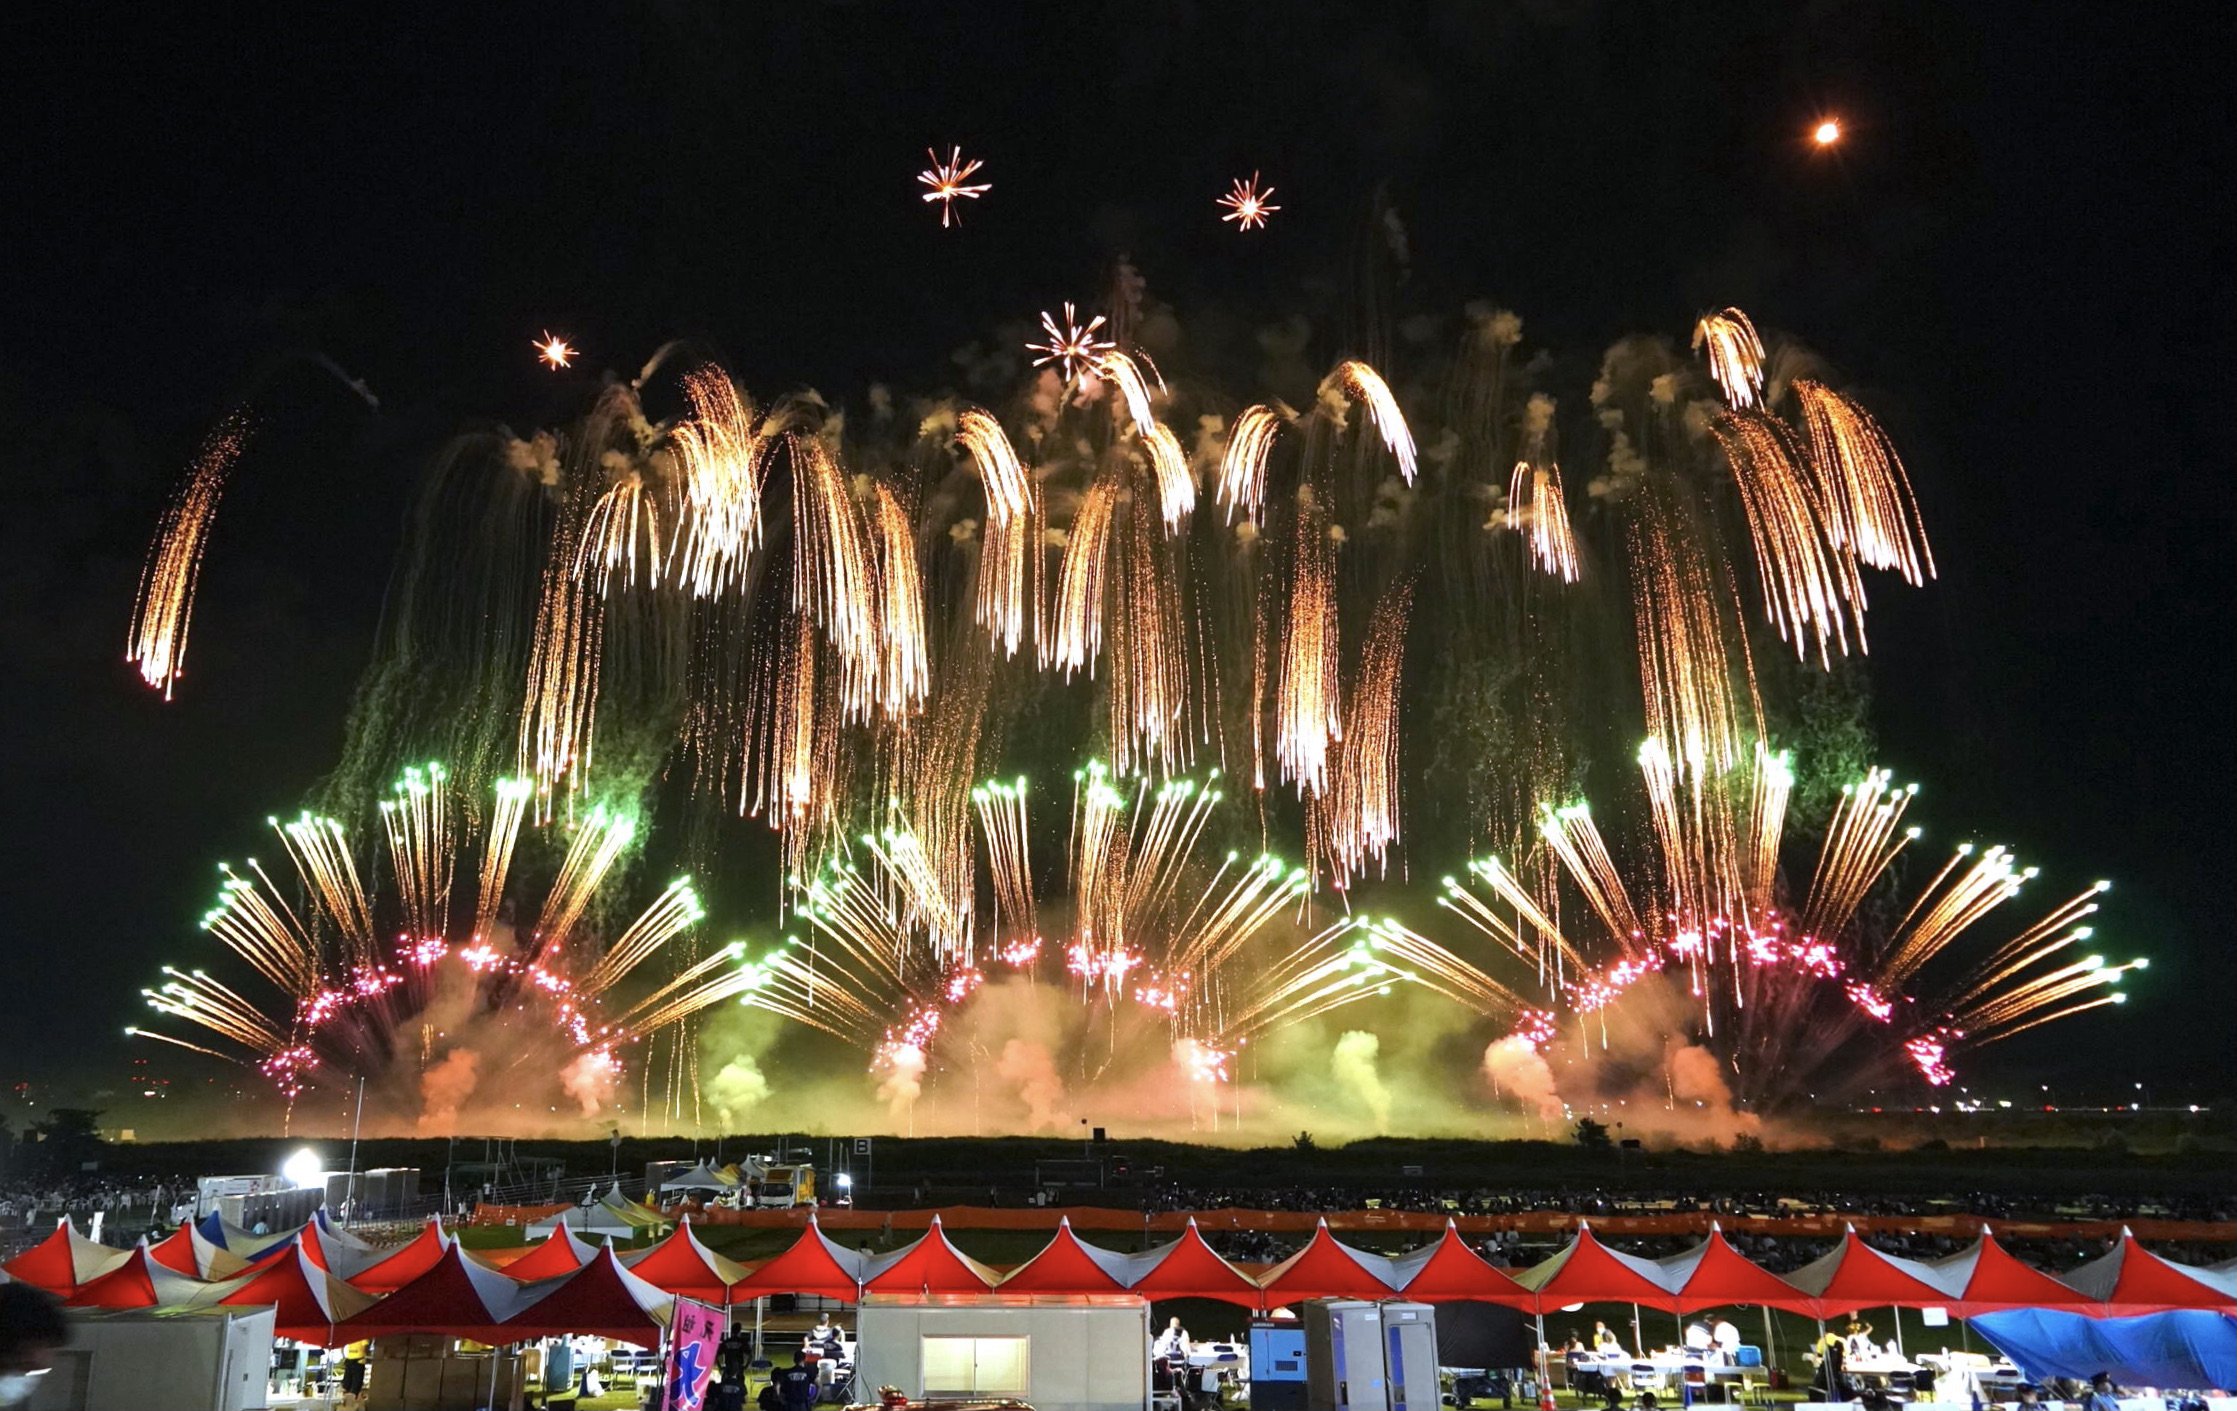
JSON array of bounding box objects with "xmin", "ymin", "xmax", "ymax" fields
[{"xmin": 1972, "ymin": 1309, "xmax": 2236, "ymax": 1390}]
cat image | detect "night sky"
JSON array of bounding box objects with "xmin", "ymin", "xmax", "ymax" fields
[{"xmin": 5, "ymin": 2, "xmax": 2230, "ymax": 1105}]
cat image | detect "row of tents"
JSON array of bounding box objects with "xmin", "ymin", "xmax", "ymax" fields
[{"xmin": 6, "ymin": 1211, "xmax": 2233, "ymax": 1349}]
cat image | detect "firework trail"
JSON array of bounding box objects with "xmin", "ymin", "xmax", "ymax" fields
[
  {"xmin": 1692, "ymin": 307, "xmax": 1766, "ymax": 408},
  {"xmin": 127, "ymin": 412, "xmax": 255, "ymax": 698}
]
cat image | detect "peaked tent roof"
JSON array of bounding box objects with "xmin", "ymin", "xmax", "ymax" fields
[
  {"xmin": 1258, "ymin": 1220, "xmax": 1401, "ymax": 1306},
  {"xmin": 338, "ymin": 1242, "xmax": 550, "ymax": 1341},
  {"xmin": 298, "ymin": 1219, "xmax": 384, "ymax": 1283},
  {"xmin": 997, "ymin": 1218, "xmax": 1136, "ymax": 1295},
  {"xmin": 1928, "ymin": 1232, "xmax": 2099, "ymax": 1316},
  {"xmin": 599, "ymin": 1185, "xmax": 672, "ymax": 1228},
  {"xmin": 1783, "ymin": 1227, "xmax": 1951, "ymax": 1318},
  {"xmin": 201, "ymin": 1241, "xmax": 378, "ymax": 1345},
  {"xmin": 660, "ymin": 1163, "xmax": 738, "ymax": 1192},
  {"xmin": 195, "ymin": 1211, "xmax": 302, "ymax": 1259},
  {"xmin": 1653, "ymin": 1226, "xmax": 1810, "ymax": 1313},
  {"xmin": 621, "ymin": 1219, "xmax": 752, "ymax": 1303},
  {"xmin": 1127, "ymin": 1219, "xmax": 1262, "ymax": 1307},
  {"xmin": 148, "ymin": 1222, "xmax": 253, "ymax": 1280},
  {"xmin": 1516, "ymin": 1223, "xmax": 1680, "ymax": 1313},
  {"xmin": 348, "ymin": 1217, "xmax": 454, "ymax": 1294},
  {"xmin": 863, "ymin": 1215, "xmax": 1000, "ymax": 1295},
  {"xmin": 501, "ymin": 1225, "xmax": 604, "ymax": 1282},
  {"xmin": 1389, "ymin": 1222, "xmax": 1533, "ymax": 1307},
  {"xmin": 64, "ymin": 1243, "xmax": 211, "ymax": 1309},
  {"xmin": 500, "ymin": 1248, "xmax": 676, "ymax": 1349},
  {"xmin": 733, "ymin": 1216, "xmax": 873, "ymax": 1301},
  {"xmin": 2060, "ymin": 1230, "xmax": 2236, "ymax": 1314},
  {"xmin": 314, "ymin": 1209, "xmax": 384, "ymax": 1255},
  {"xmin": 0, "ymin": 1219, "xmax": 131, "ymax": 1293}
]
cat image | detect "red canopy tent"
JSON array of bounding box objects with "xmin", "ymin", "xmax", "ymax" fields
[
  {"xmin": 1653, "ymin": 1226, "xmax": 1811, "ymax": 1313},
  {"xmin": 1257, "ymin": 1220, "xmax": 1401, "ymax": 1307},
  {"xmin": 499, "ymin": 1248, "xmax": 675, "ymax": 1349},
  {"xmin": 1927, "ymin": 1232, "xmax": 2099, "ymax": 1315},
  {"xmin": 1515, "ymin": 1223, "xmax": 1680, "ymax": 1314},
  {"xmin": 622, "ymin": 1219, "xmax": 752, "ymax": 1304},
  {"xmin": 207, "ymin": 1241, "xmax": 378, "ymax": 1345},
  {"xmin": 294, "ymin": 1219, "xmax": 382, "ymax": 1284},
  {"xmin": 348, "ymin": 1217, "xmax": 453, "ymax": 1294},
  {"xmin": 64, "ymin": 1242, "xmax": 211, "ymax": 1309},
  {"xmin": 1126, "ymin": 1219, "xmax": 1261, "ymax": 1308},
  {"xmin": 147, "ymin": 1223, "xmax": 252, "ymax": 1280},
  {"xmin": 732, "ymin": 1215, "xmax": 872, "ymax": 1301},
  {"xmin": 337, "ymin": 1243, "xmax": 549, "ymax": 1342},
  {"xmin": 997, "ymin": 1218, "xmax": 1136, "ymax": 1295},
  {"xmin": 1388, "ymin": 1222, "xmax": 1533, "ymax": 1307},
  {"xmin": 2060, "ymin": 1229, "xmax": 2237, "ymax": 1313},
  {"xmin": 862, "ymin": 1215, "xmax": 999, "ymax": 1295},
  {"xmin": 497, "ymin": 1225, "xmax": 603, "ymax": 1282},
  {"xmin": 1782, "ymin": 1228, "xmax": 1949, "ymax": 1320},
  {"xmin": 0, "ymin": 1219, "xmax": 129, "ymax": 1294}
]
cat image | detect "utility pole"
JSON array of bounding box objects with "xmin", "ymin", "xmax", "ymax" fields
[{"xmin": 344, "ymin": 1076, "xmax": 365, "ymax": 1226}]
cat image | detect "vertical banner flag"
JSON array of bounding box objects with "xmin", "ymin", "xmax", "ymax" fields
[{"xmin": 667, "ymin": 1295, "xmax": 726, "ymax": 1411}]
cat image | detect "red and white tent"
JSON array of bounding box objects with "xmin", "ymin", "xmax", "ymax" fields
[
  {"xmin": 1653, "ymin": 1225, "xmax": 1810, "ymax": 1313},
  {"xmin": 347, "ymin": 1216, "xmax": 453, "ymax": 1294},
  {"xmin": 203, "ymin": 1241, "xmax": 378, "ymax": 1345},
  {"xmin": 996, "ymin": 1218, "xmax": 1135, "ymax": 1295},
  {"xmin": 1927, "ymin": 1232, "xmax": 2099, "ymax": 1316},
  {"xmin": 2060, "ymin": 1229, "xmax": 2236, "ymax": 1314},
  {"xmin": 1257, "ymin": 1220, "xmax": 1401, "ymax": 1306},
  {"xmin": 1125, "ymin": 1219, "xmax": 1262, "ymax": 1308},
  {"xmin": 1782, "ymin": 1227, "xmax": 1949, "ymax": 1319},
  {"xmin": 0, "ymin": 1220, "xmax": 130, "ymax": 1294},
  {"xmin": 731, "ymin": 1215, "xmax": 872, "ymax": 1301},
  {"xmin": 862, "ymin": 1214, "xmax": 999, "ymax": 1296},
  {"xmin": 147, "ymin": 1222, "xmax": 253, "ymax": 1281},
  {"xmin": 622, "ymin": 1219, "xmax": 752, "ymax": 1304},
  {"xmin": 337, "ymin": 1243, "xmax": 550, "ymax": 1342},
  {"xmin": 497, "ymin": 1225, "xmax": 602, "ymax": 1282},
  {"xmin": 64, "ymin": 1241, "xmax": 211, "ymax": 1309},
  {"xmin": 1516, "ymin": 1223, "xmax": 1679, "ymax": 1313},
  {"xmin": 499, "ymin": 1248, "xmax": 674, "ymax": 1349},
  {"xmin": 1388, "ymin": 1222, "xmax": 1533, "ymax": 1307}
]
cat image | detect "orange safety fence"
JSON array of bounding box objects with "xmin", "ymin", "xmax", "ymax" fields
[{"xmin": 469, "ymin": 1202, "xmax": 579, "ymax": 1225}]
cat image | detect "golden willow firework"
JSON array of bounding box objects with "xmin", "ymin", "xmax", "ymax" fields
[
  {"xmin": 139, "ymin": 762, "xmax": 717, "ymax": 1102},
  {"xmin": 126, "ymin": 412, "xmax": 254, "ymax": 698},
  {"xmin": 1433, "ymin": 742, "xmax": 2141, "ymax": 1105},
  {"xmin": 135, "ymin": 288, "xmax": 2128, "ymax": 1114}
]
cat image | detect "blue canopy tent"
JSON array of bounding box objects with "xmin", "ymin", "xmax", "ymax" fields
[{"xmin": 1971, "ymin": 1310, "xmax": 2236, "ymax": 1391}]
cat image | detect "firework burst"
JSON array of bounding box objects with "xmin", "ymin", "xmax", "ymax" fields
[
  {"xmin": 1026, "ymin": 304, "xmax": 1115, "ymax": 383},
  {"xmin": 916, "ymin": 146, "xmax": 991, "ymax": 227},
  {"xmin": 1216, "ymin": 172, "xmax": 1281, "ymax": 231}
]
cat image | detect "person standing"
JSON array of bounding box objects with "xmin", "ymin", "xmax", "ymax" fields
[{"xmin": 776, "ymin": 1350, "xmax": 821, "ymax": 1411}]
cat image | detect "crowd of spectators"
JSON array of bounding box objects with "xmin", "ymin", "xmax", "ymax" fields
[
  {"xmin": 0, "ymin": 1175, "xmax": 187, "ymax": 1247},
  {"xmin": 1141, "ymin": 1182, "xmax": 2233, "ymax": 1226}
]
